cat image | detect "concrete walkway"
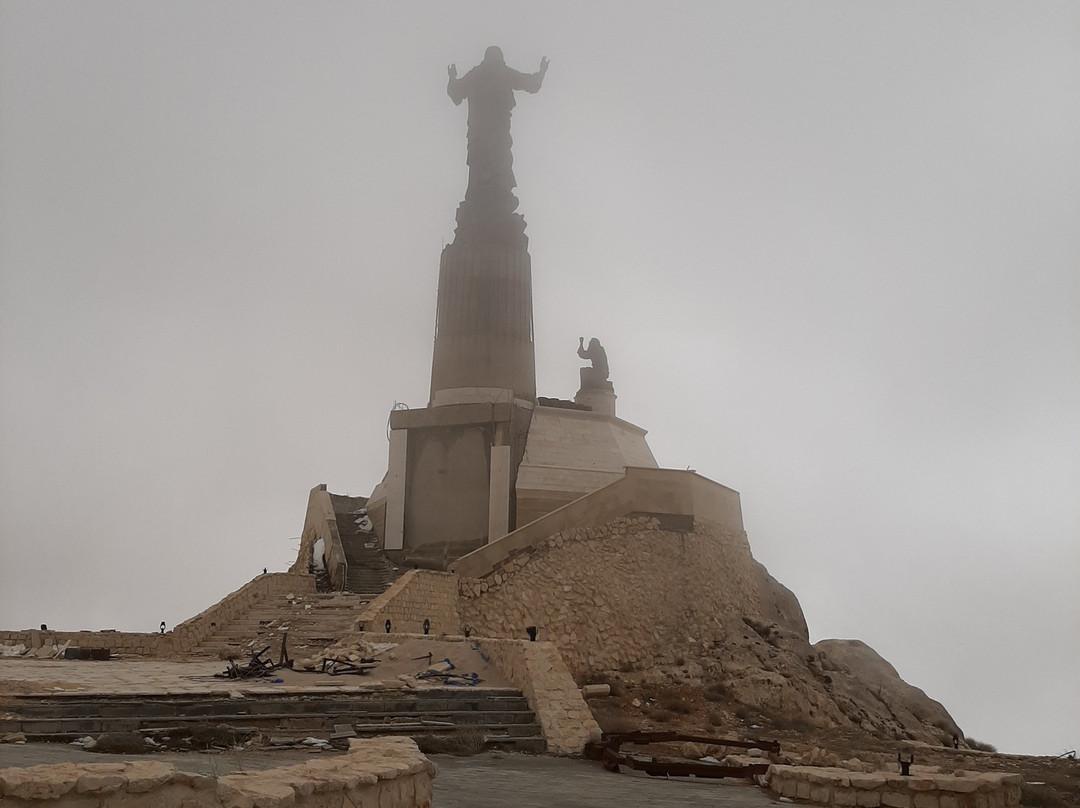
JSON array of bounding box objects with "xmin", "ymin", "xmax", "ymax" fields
[{"xmin": 0, "ymin": 747, "xmax": 778, "ymax": 807}]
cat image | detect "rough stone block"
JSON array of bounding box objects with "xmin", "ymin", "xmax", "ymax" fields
[
  {"xmin": 909, "ymin": 778, "xmax": 939, "ymax": 792},
  {"xmin": 913, "ymin": 793, "xmax": 940, "ymax": 808},
  {"xmin": 124, "ymin": 761, "xmax": 177, "ymax": 793},
  {"xmin": 856, "ymin": 790, "xmax": 883, "ymax": 807},
  {"xmin": 75, "ymin": 772, "xmax": 126, "ymax": 794},
  {"xmin": 882, "ymin": 792, "xmax": 912, "ymax": 808},
  {"xmin": 833, "ymin": 787, "xmax": 858, "ymax": 806},
  {"xmin": 851, "ymin": 773, "xmax": 888, "ymax": 789},
  {"xmin": 810, "ymin": 784, "xmax": 832, "ymax": 802}
]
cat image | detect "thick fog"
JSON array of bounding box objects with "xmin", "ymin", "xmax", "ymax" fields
[{"xmin": 1, "ymin": 3, "xmax": 1077, "ymax": 756}]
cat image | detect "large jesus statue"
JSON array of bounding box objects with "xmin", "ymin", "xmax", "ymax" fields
[{"xmin": 447, "ymin": 46, "xmax": 548, "ymax": 247}]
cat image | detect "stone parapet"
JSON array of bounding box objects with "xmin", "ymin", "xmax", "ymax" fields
[
  {"xmin": 765, "ymin": 765, "xmax": 1021, "ymax": 808},
  {"xmin": 452, "ymin": 467, "xmax": 745, "ymax": 580},
  {"xmin": 355, "ymin": 570, "xmax": 461, "ymax": 636},
  {"xmin": 477, "ymin": 638, "xmax": 601, "ymax": 755},
  {"xmin": 0, "ymin": 736, "xmax": 434, "ymax": 807},
  {"xmin": 170, "ymin": 572, "xmax": 317, "ymax": 655}
]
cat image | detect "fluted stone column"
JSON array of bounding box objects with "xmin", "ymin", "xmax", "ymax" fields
[{"xmin": 429, "ymin": 242, "xmax": 536, "ymax": 404}]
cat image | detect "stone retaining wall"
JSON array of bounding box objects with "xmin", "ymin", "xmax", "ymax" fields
[
  {"xmin": 355, "ymin": 570, "xmax": 461, "ymax": 636},
  {"xmin": 765, "ymin": 765, "xmax": 1021, "ymax": 808},
  {"xmin": 478, "ymin": 638, "xmax": 601, "ymax": 755},
  {"xmin": 459, "ymin": 515, "xmax": 762, "ymax": 677},
  {"xmin": 0, "ymin": 736, "xmax": 434, "ymax": 807}
]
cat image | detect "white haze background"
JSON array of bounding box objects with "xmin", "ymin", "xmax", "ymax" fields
[{"xmin": 1, "ymin": 3, "xmax": 1077, "ymax": 756}]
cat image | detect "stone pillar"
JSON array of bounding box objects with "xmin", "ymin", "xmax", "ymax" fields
[
  {"xmin": 488, "ymin": 444, "xmax": 512, "ymax": 541},
  {"xmin": 384, "ymin": 429, "xmax": 407, "ymax": 551},
  {"xmin": 429, "ymin": 243, "xmax": 536, "ymax": 404}
]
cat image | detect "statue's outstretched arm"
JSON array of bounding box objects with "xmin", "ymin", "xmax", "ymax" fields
[
  {"xmin": 447, "ymin": 63, "xmax": 466, "ymax": 105},
  {"xmin": 512, "ymin": 56, "xmax": 549, "ymax": 94}
]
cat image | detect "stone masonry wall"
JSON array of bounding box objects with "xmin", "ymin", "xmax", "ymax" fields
[
  {"xmin": 354, "ymin": 570, "xmax": 461, "ymax": 636},
  {"xmin": 1, "ymin": 573, "xmax": 317, "ymax": 659},
  {"xmin": 170, "ymin": 572, "xmax": 316, "ymax": 654},
  {"xmin": 0, "ymin": 629, "xmax": 168, "ymax": 658},
  {"xmin": 0, "ymin": 736, "xmax": 434, "ymax": 808},
  {"xmin": 765, "ymin": 764, "xmax": 1021, "ymax": 808},
  {"xmin": 459, "ymin": 515, "xmax": 764, "ymax": 677},
  {"xmin": 478, "ymin": 638, "xmax": 601, "ymax": 755}
]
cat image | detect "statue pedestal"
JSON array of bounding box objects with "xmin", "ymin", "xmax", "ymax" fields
[
  {"xmin": 429, "ymin": 243, "xmax": 535, "ymax": 404},
  {"xmin": 575, "ymin": 373, "xmax": 616, "ymax": 417}
]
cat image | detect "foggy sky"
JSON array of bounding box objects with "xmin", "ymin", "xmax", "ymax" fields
[{"xmin": 1, "ymin": 3, "xmax": 1077, "ymax": 756}]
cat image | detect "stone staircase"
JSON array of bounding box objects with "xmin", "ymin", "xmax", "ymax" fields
[
  {"xmin": 330, "ymin": 495, "xmax": 401, "ymax": 597},
  {"xmin": 1, "ymin": 690, "xmax": 546, "ymax": 753},
  {"xmin": 190, "ymin": 591, "xmax": 369, "ymax": 660}
]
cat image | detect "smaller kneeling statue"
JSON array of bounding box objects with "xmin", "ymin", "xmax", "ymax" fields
[
  {"xmin": 575, "ymin": 337, "xmax": 616, "ymax": 416},
  {"xmin": 577, "ymin": 337, "xmax": 610, "ymax": 387}
]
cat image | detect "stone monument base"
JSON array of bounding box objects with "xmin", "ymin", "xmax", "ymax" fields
[{"xmin": 574, "ymin": 380, "xmax": 616, "ymax": 417}]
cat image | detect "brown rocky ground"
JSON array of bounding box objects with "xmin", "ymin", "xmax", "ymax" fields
[
  {"xmin": 583, "ymin": 678, "xmax": 1078, "ymax": 807},
  {"xmin": 570, "ymin": 563, "xmax": 1077, "ymax": 807}
]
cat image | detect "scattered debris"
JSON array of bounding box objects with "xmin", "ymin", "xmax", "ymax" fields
[
  {"xmin": 585, "ymin": 730, "xmax": 780, "ymax": 779},
  {"xmin": 215, "ymin": 646, "xmax": 278, "ymax": 680}
]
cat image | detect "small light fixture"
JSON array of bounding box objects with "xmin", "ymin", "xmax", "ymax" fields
[
  {"xmin": 423, "ymin": 619, "xmax": 431, "ymax": 635},
  {"xmin": 526, "ymin": 626, "xmax": 538, "ymax": 642},
  {"xmin": 385, "ymin": 619, "xmax": 392, "ymax": 634},
  {"xmin": 898, "ymin": 752, "xmax": 914, "ymax": 776}
]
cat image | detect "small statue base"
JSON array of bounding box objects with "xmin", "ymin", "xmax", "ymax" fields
[{"xmin": 575, "ymin": 373, "xmax": 616, "ymax": 417}]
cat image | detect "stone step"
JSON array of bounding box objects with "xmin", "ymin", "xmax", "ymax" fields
[
  {"xmin": 8, "ymin": 693, "xmax": 532, "ymax": 719},
  {"xmin": 2, "ymin": 712, "xmax": 540, "ymax": 735},
  {"xmin": 3, "ymin": 690, "xmax": 544, "ymax": 753}
]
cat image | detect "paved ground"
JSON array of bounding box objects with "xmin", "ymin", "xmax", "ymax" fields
[
  {"xmin": 0, "ymin": 746, "xmax": 778, "ymax": 806},
  {"xmin": 0, "ymin": 645, "xmax": 506, "ymax": 697},
  {"xmin": 433, "ymin": 752, "xmax": 780, "ymax": 808}
]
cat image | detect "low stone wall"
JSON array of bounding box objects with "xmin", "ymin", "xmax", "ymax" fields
[
  {"xmin": 1, "ymin": 573, "xmax": 318, "ymax": 660},
  {"xmin": 765, "ymin": 765, "xmax": 1021, "ymax": 808},
  {"xmin": 0, "ymin": 736, "xmax": 434, "ymax": 807},
  {"xmin": 355, "ymin": 570, "xmax": 461, "ymax": 636},
  {"xmin": 0, "ymin": 629, "xmax": 168, "ymax": 658},
  {"xmin": 478, "ymin": 638, "xmax": 601, "ymax": 755},
  {"xmin": 170, "ymin": 572, "xmax": 317, "ymax": 654}
]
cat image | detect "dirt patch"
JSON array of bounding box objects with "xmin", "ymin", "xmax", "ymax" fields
[{"xmin": 0, "ymin": 678, "xmax": 74, "ymax": 698}]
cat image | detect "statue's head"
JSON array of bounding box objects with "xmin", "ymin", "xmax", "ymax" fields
[
  {"xmin": 483, "ymin": 46, "xmax": 505, "ymax": 66},
  {"xmin": 589, "ymin": 338, "xmax": 601, "ymax": 351}
]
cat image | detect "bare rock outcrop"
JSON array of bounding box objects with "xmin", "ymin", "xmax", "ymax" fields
[{"xmin": 714, "ymin": 563, "xmax": 962, "ymax": 745}]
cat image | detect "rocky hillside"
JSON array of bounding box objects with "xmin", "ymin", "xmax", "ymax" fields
[
  {"xmin": 601, "ymin": 560, "xmax": 962, "ymax": 747},
  {"xmin": 460, "ymin": 513, "xmax": 962, "ymax": 747}
]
